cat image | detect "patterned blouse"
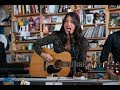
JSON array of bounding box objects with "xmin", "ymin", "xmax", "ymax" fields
[{"xmin": 33, "ymin": 31, "xmax": 89, "ymax": 62}]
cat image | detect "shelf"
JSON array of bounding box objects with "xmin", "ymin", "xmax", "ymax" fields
[
  {"xmin": 108, "ymin": 26, "xmax": 120, "ymax": 29},
  {"xmin": 83, "ymin": 23, "xmax": 105, "ymax": 27},
  {"xmin": 5, "ymin": 50, "xmax": 11, "ymax": 54},
  {"xmin": 12, "ymin": 50, "xmax": 34, "ymax": 53},
  {"xmin": 42, "ymin": 22, "xmax": 62, "ymax": 25},
  {"xmin": 14, "ymin": 40, "xmax": 36, "ymax": 43},
  {"xmin": 108, "ymin": 8, "xmax": 120, "ymax": 11},
  {"xmin": 88, "ymin": 70, "xmax": 106, "ymax": 73},
  {"xmin": 13, "ymin": 31, "xmax": 40, "ymax": 34},
  {"xmin": 0, "ymin": 24, "xmax": 11, "ymax": 27},
  {"xmin": 81, "ymin": 7, "xmax": 105, "ymax": 10},
  {"xmin": 74, "ymin": 7, "xmax": 105, "ymax": 11},
  {"xmin": 14, "ymin": 13, "xmax": 40, "ymax": 17},
  {"xmin": 88, "ymin": 48, "xmax": 103, "ymax": 51},
  {"xmin": 30, "ymin": 31, "xmax": 40, "ymax": 34},
  {"xmin": 87, "ymin": 37, "xmax": 106, "ymax": 40},
  {"xmin": 42, "ymin": 12, "xmax": 67, "ymax": 16}
]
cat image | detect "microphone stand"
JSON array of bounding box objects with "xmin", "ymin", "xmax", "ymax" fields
[{"xmin": 69, "ymin": 32, "xmax": 79, "ymax": 76}]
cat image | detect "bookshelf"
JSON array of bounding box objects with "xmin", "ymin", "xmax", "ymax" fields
[
  {"xmin": 12, "ymin": 5, "xmax": 40, "ymax": 63},
  {"xmin": 2, "ymin": 4, "xmax": 116, "ymax": 78},
  {"xmin": 12, "ymin": 5, "xmax": 107, "ymax": 68},
  {"xmin": 71, "ymin": 5, "xmax": 109, "ymax": 77},
  {"xmin": 41, "ymin": 5, "xmax": 70, "ymax": 36},
  {"xmin": 8, "ymin": 4, "xmax": 120, "ymax": 79},
  {"xmin": 11, "ymin": 5, "xmax": 71, "ymax": 63},
  {"xmin": 72, "ymin": 5, "xmax": 107, "ymax": 63},
  {"xmin": 107, "ymin": 5, "xmax": 120, "ymax": 34},
  {"xmin": 0, "ymin": 5, "xmax": 12, "ymax": 63}
]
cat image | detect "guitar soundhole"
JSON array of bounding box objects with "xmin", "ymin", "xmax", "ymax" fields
[{"xmin": 54, "ymin": 60, "xmax": 63, "ymax": 69}]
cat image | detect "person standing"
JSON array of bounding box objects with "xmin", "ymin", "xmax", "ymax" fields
[
  {"xmin": 100, "ymin": 31, "xmax": 120, "ymax": 80},
  {"xmin": 0, "ymin": 41, "xmax": 7, "ymax": 77}
]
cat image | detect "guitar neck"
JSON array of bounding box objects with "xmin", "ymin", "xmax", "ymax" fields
[
  {"xmin": 62, "ymin": 62, "xmax": 87, "ymax": 67},
  {"xmin": 104, "ymin": 62, "xmax": 120, "ymax": 69}
]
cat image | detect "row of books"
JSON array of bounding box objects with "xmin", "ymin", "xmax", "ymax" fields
[
  {"xmin": 109, "ymin": 13, "xmax": 120, "ymax": 27},
  {"xmin": 76, "ymin": 9, "xmax": 105, "ymax": 25},
  {"xmin": 13, "ymin": 16, "xmax": 40, "ymax": 33},
  {"xmin": 83, "ymin": 25, "xmax": 106, "ymax": 38},
  {"xmin": 83, "ymin": 5, "xmax": 105, "ymax": 8},
  {"xmin": 108, "ymin": 5, "xmax": 120, "ymax": 8},
  {"xmin": 14, "ymin": 5, "xmax": 40, "ymax": 15},
  {"xmin": 43, "ymin": 15, "xmax": 64, "ymax": 23},
  {"xmin": 42, "ymin": 5, "xmax": 70, "ymax": 14},
  {"xmin": 89, "ymin": 40, "xmax": 105, "ymax": 49},
  {"xmin": 43, "ymin": 24, "xmax": 62, "ymax": 33}
]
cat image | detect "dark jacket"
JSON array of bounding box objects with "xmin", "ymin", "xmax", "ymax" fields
[
  {"xmin": 0, "ymin": 41, "xmax": 7, "ymax": 64},
  {"xmin": 100, "ymin": 30, "xmax": 120, "ymax": 63}
]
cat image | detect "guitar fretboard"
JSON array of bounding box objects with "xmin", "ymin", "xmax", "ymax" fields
[{"xmin": 62, "ymin": 62, "xmax": 87, "ymax": 67}]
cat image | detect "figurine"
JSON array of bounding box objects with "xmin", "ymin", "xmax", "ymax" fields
[
  {"xmin": 29, "ymin": 17, "xmax": 34, "ymax": 31},
  {"xmin": 2, "ymin": 14, "xmax": 11, "ymax": 24}
]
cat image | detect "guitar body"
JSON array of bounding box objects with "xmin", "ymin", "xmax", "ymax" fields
[{"xmin": 29, "ymin": 48, "xmax": 72, "ymax": 77}]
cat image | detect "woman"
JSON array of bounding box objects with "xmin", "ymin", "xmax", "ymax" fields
[{"xmin": 33, "ymin": 12, "xmax": 89, "ymax": 77}]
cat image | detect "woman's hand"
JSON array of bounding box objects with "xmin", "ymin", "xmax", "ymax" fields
[{"xmin": 40, "ymin": 53, "xmax": 53, "ymax": 62}]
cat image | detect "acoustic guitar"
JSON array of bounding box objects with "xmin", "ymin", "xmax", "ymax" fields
[{"xmin": 29, "ymin": 48, "xmax": 87, "ymax": 77}]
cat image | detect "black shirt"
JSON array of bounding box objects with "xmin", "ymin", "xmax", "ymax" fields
[
  {"xmin": 100, "ymin": 31, "xmax": 120, "ymax": 63},
  {"xmin": 0, "ymin": 41, "xmax": 7, "ymax": 64}
]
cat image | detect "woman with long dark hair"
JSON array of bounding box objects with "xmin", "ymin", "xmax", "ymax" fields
[{"xmin": 33, "ymin": 12, "xmax": 89, "ymax": 77}]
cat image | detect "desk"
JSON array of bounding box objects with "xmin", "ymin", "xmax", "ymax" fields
[{"xmin": 0, "ymin": 77, "xmax": 119, "ymax": 85}]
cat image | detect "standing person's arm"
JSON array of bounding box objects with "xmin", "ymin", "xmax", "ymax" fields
[
  {"xmin": 0, "ymin": 42, "xmax": 7, "ymax": 64},
  {"xmin": 100, "ymin": 34, "xmax": 117, "ymax": 76}
]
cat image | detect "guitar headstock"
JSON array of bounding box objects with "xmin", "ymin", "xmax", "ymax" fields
[
  {"xmin": 104, "ymin": 61, "xmax": 120, "ymax": 69},
  {"xmin": 104, "ymin": 61, "xmax": 120, "ymax": 75}
]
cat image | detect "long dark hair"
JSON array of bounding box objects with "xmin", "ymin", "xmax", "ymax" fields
[{"xmin": 60, "ymin": 12, "xmax": 83, "ymax": 42}]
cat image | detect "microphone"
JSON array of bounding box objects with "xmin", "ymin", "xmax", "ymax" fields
[
  {"xmin": 68, "ymin": 31, "xmax": 77, "ymax": 75},
  {"xmin": 68, "ymin": 31, "xmax": 73, "ymax": 45}
]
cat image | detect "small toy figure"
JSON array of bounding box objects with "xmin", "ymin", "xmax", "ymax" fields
[
  {"xmin": 2, "ymin": 14, "xmax": 11, "ymax": 24},
  {"xmin": 29, "ymin": 17, "xmax": 34, "ymax": 31},
  {"xmin": 93, "ymin": 13, "xmax": 100, "ymax": 24},
  {"xmin": 99, "ymin": 12, "xmax": 105, "ymax": 23}
]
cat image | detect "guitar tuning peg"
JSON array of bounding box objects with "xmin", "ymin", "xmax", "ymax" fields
[
  {"xmin": 112, "ymin": 61, "xmax": 115, "ymax": 63},
  {"xmin": 115, "ymin": 70, "xmax": 119, "ymax": 73},
  {"xmin": 111, "ymin": 67, "xmax": 113, "ymax": 70}
]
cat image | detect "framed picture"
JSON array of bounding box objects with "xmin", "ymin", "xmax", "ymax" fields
[{"xmin": 86, "ymin": 13, "xmax": 94, "ymax": 24}]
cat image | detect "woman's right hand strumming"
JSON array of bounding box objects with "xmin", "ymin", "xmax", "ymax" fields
[{"xmin": 40, "ymin": 53, "xmax": 53, "ymax": 62}]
